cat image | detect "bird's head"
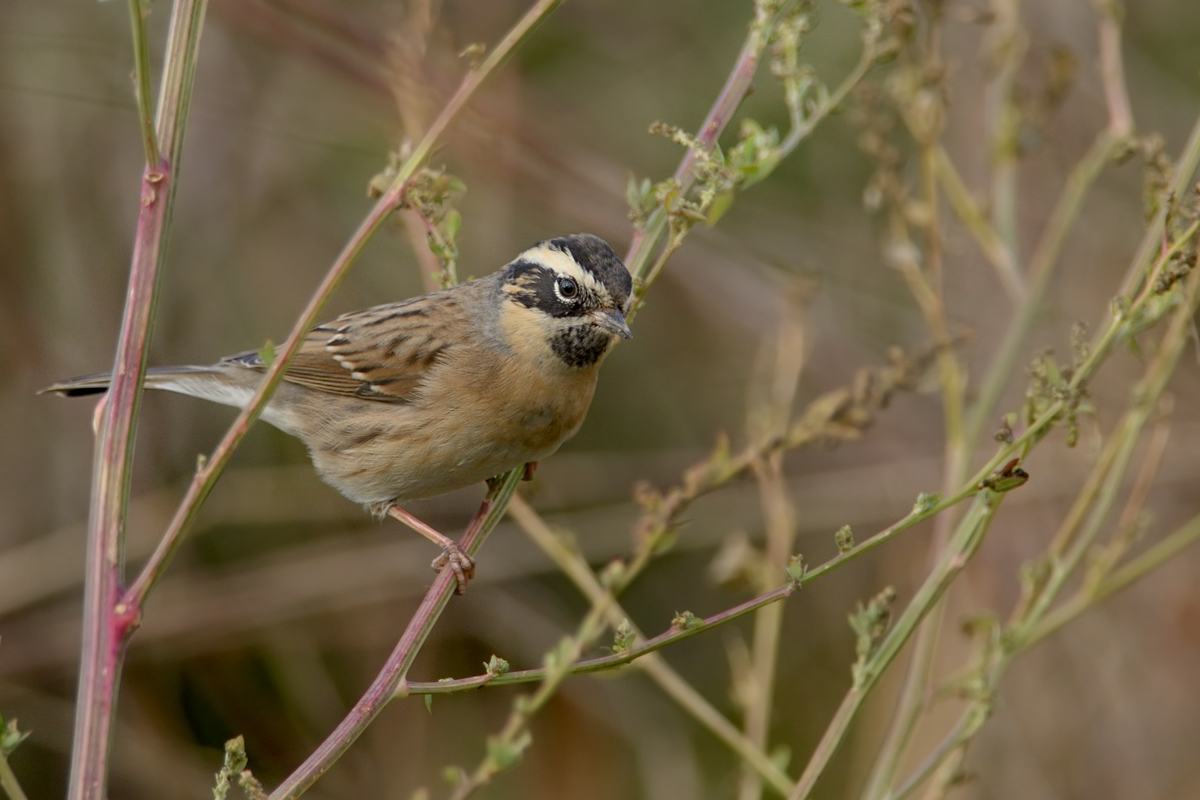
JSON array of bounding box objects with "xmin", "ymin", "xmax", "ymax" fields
[{"xmin": 499, "ymin": 233, "xmax": 633, "ymax": 369}]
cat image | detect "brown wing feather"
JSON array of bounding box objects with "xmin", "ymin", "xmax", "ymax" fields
[{"xmin": 227, "ymin": 293, "xmax": 458, "ymax": 404}]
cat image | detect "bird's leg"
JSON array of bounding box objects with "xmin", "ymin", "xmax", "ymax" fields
[
  {"xmin": 386, "ymin": 505, "xmax": 477, "ymax": 593},
  {"xmin": 522, "ymin": 461, "xmax": 539, "ymax": 481}
]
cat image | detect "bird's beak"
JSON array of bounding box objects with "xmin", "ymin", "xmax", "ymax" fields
[{"xmin": 589, "ymin": 307, "xmax": 633, "ymax": 339}]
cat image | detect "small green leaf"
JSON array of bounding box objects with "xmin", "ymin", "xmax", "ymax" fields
[
  {"xmin": 671, "ymin": 610, "xmax": 704, "ymax": 630},
  {"xmin": 223, "ymin": 736, "xmax": 248, "ymax": 774},
  {"xmin": 0, "ymin": 717, "xmax": 29, "ymax": 756},
  {"xmin": 835, "ymin": 525, "xmax": 855, "ymax": 553},
  {"xmin": 443, "ymin": 208, "xmax": 462, "ymax": 241},
  {"xmin": 768, "ymin": 743, "xmax": 792, "ymax": 773},
  {"xmin": 483, "ymin": 655, "xmax": 510, "ymax": 678},
  {"xmin": 610, "ymin": 619, "xmax": 636, "ymax": 654},
  {"xmin": 785, "ymin": 554, "xmax": 808, "ymax": 585},
  {"xmin": 912, "ymin": 492, "xmax": 942, "ymax": 514},
  {"xmin": 849, "ymin": 586, "xmax": 897, "ymax": 685},
  {"xmin": 625, "ymin": 172, "xmax": 642, "ymax": 211},
  {"xmin": 257, "ymin": 340, "xmax": 276, "ymax": 368},
  {"xmin": 599, "ymin": 559, "xmax": 627, "ymax": 588},
  {"xmin": 706, "ymin": 190, "xmax": 735, "ymax": 226},
  {"xmin": 424, "ymin": 694, "xmax": 434, "ymax": 714},
  {"xmin": 486, "ymin": 730, "xmax": 533, "ymax": 770}
]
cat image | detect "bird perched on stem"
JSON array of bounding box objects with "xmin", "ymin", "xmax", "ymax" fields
[{"xmin": 44, "ymin": 233, "xmax": 633, "ymax": 592}]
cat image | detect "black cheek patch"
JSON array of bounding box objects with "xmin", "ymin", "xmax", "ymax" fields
[
  {"xmin": 549, "ymin": 324, "xmax": 612, "ymax": 368},
  {"xmin": 505, "ymin": 259, "xmax": 585, "ymax": 318}
]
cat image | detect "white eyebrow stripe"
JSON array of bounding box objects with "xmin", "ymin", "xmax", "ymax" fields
[{"xmin": 521, "ymin": 244, "xmax": 604, "ymax": 295}]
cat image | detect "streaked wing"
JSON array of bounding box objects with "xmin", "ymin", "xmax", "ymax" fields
[{"xmin": 226, "ymin": 293, "xmax": 456, "ymax": 404}]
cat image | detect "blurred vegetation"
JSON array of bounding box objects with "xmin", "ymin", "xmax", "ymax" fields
[{"xmin": 2, "ymin": 0, "xmax": 1200, "ymax": 799}]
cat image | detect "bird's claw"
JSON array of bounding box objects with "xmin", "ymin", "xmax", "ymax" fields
[{"xmin": 432, "ymin": 544, "xmax": 476, "ymax": 594}]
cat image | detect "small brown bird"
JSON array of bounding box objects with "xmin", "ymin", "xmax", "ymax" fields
[{"xmin": 44, "ymin": 233, "xmax": 632, "ymax": 591}]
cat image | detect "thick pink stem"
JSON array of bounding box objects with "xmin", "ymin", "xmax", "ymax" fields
[
  {"xmin": 67, "ymin": 161, "xmax": 170, "ymax": 800},
  {"xmin": 268, "ymin": 496, "xmax": 497, "ymax": 799}
]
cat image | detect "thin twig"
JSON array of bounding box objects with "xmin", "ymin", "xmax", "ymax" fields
[
  {"xmin": 1093, "ymin": 0, "xmax": 1134, "ymax": 137},
  {"xmin": 789, "ymin": 493, "xmax": 1005, "ymax": 800},
  {"xmin": 932, "ymin": 146, "xmax": 1023, "ymax": 301},
  {"xmin": 887, "ymin": 262, "xmax": 1200, "ymax": 798},
  {"xmin": 504, "ymin": 494, "xmax": 796, "ymax": 797},
  {"xmin": 862, "ymin": 21, "xmax": 977, "ymax": 789},
  {"xmin": 0, "ymin": 754, "xmax": 30, "ymax": 800},
  {"xmin": 408, "ymin": 482, "xmax": 993, "ymax": 698},
  {"xmin": 1028, "ymin": 512, "xmax": 1200, "ymax": 646},
  {"xmin": 738, "ymin": 315, "xmax": 805, "ymax": 800},
  {"xmin": 625, "ymin": 0, "xmax": 881, "ymax": 299},
  {"xmin": 623, "ymin": 3, "xmax": 780, "ymax": 285},
  {"xmin": 125, "ymin": 0, "xmax": 160, "ymax": 165},
  {"xmin": 407, "ymin": 580, "xmax": 796, "ymax": 694},
  {"xmin": 961, "ymin": 130, "xmax": 1120, "ymax": 450},
  {"xmin": 984, "ymin": 0, "xmax": 1024, "ymax": 254}
]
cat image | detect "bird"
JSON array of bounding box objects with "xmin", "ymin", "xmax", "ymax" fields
[{"xmin": 43, "ymin": 233, "xmax": 633, "ymax": 591}]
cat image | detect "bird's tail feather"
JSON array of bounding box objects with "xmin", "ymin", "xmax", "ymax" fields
[{"xmin": 40, "ymin": 366, "xmax": 238, "ymax": 400}]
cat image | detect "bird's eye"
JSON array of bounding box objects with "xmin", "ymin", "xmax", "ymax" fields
[{"xmin": 557, "ymin": 276, "xmax": 578, "ymax": 299}]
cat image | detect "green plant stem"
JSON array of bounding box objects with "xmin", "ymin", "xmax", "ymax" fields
[
  {"xmin": 961, "ymin": 130, "xmax": 1120, "ymax": 450},
  {"xmin": 269, "ymin": 470, "xmax": 523, "ymax": 800},
  {"xmin": 887, "ymin": 246, "xmax": 1200, "ymax": 799},
  {"xmin": 66, "ymin": 3, "xmax": 207, "ymax": 799},
  {"xmin": 739, "ymin": 318, "xmax": 806, "ymax": 800},
  {"xmin": 1026, "ymin": 511, "xmax": 1200, "ymax": 647},
  {"xmin": 1121, "ymin": 122, "xmax": 1200, "ymax": 295},
  {"xmin": 863, "ymin": 53, "xmax": 973, "ymax": 795},
  {"xmin": 737, "ymin": 457, "xmax": 797, "ymax": 800},
  {"xmin": 789, "ymin": 492, "xmax": 1004, "ymax": 800},
  {"xmin": 126, "ymin": 0, "xmax": 159, "ymax": 165},
  {"xmin": 446, "ymin": 498, "xmax": 683, "ymax": 800},
  {"xmin": 774, "ymin": 23, "xmax": 879, "ymax": 158},
  {"xmin": 866, "ymin": 170, "xmax": 1200, "ymax": 800},
  {"xmin": 1014, "ymin": 270, "xmax": 1200, "ymax": 647},
  {"xmin": 504, "ymin": 495, "xmax": 796, "ymax": 796},
  {"xmin": 932, "ymin": 146, "xmax": 1022, "ymax": 301},
  {"xmin": 412, "ymin": 486, "xmax": 989, "ymax": 800},
  {"xmin": 0, "ymin": 754, "xmax": 29, "ymax": 800},
  {"xmin": 985, "ymin": 0, "xmax": 1023, "ymax": 255},
  {"xmin": 884, "ymin": 714, "xmax": 972, "ymax": 800}
]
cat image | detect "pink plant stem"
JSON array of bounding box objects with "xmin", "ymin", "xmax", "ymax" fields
[
  {"xmin": 268, "ymin": 490, "xmax": 506, "ymax": 800},
  {"xmin": 68, "ymin": 1, "xmax": 209, "ymax": 792},
  {"xmin": 626, "ymin": 13, "xmax": 764, "ymax": 264},
  {"xmin": 67, "ymin": 161, "xmax": 170, "ymax": 800}
]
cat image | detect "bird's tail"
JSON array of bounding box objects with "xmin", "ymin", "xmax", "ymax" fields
[{"xmin": 40, "ymin": 366, "xmax": 238, "ymax": 400}]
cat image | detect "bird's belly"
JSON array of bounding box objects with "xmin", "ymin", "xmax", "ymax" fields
[{"xmin": 306, "ymin": 382, "xmax": 592, "ymax": 508}]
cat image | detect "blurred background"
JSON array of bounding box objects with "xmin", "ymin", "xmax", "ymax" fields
[{"xmin": 2, "ymin": 0, "xmax": 1199, "ymax": 798}]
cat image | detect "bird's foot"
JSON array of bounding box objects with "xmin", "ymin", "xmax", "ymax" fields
[
  {"xmin": 522, "ymin": 461, "xmax": 539, "ymax": 481},
  {"xmin": 387, "ymin": 503, "xmax": 478, "ymax": 593},
  {"xmin": 431, "ymin": 544, "xmax": 476, "ymax": 594}
]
